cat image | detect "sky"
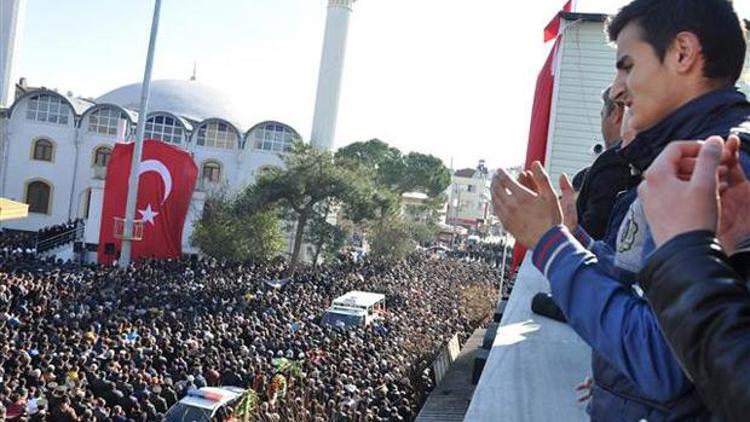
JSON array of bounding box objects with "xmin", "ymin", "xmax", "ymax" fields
[{"xmin": 14, "ymin": 0, "xmax": 750, "ymax": 171}]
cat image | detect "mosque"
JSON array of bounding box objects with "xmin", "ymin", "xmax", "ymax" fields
[{"xmin": 0, "ymin": 0, "xmax": 357, "ymax": 259}]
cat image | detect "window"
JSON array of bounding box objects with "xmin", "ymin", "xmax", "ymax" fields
[
  {"xmin": 467, "ymin": 185, "xmax": 476, "ymax": 193},
  {"xmin": 252, "ymin": 123, "xmax": 298, "ymax": 152},
  {"xmin": 196, "ymin": 122, "xmax": 237, "ymax": 149},
  {"xmin": 93, "ymin": 146, "xmax": 112, "ymax": 167},
  {"xmin": 82, "ymin": 189, "xmax": 92, "ymax": 219},
  {"xmin": 88, "ymin": 108, "xmax": 125, "ymax": 136},
  {"xmin": 32, "ymin": 139, "xmax": 54, "ymax": 162},
  {"xmin": 26, "ymin": 94, "xmax": 70, "ymax": 125},
  {"xmin": 26, "ymin": 181, "xmax": 51, "ymax": 214},
  {"xmin": 145, "ymin": 114, "xmax": 184, "ymax": 144},
  {"xmin": 202, "ymin": 161, "xmax": 222, "ymax": 183}
]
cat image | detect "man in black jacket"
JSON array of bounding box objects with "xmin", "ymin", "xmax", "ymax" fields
[
  {"xmin": 638, "ymin": 134, "xmax": 750, "ymax": 421},
  {"xmin": 576, "ymin": 87, "xmax": 634, "ymax": 240}
]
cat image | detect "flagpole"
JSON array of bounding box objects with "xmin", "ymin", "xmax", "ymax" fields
[{"xmin": 120, "ymin": 0, "xmax": 163, "ymax": 268}]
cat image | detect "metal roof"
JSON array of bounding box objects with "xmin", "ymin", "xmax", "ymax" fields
[
  {"xmin": 560, "ymin": 12, "xmax": 608, "ymax": 23},
  {"xmin": 454, "ymin": 168, "xmax": 476, "ymax": 178}
]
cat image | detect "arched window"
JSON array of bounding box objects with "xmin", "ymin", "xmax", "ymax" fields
[
  {"xmin": 88, "ymin": 108, "xmax": 126, "ymax": 136},
  {"xmin": 251, "ymin": 122, "xmax": 298, "ymax": 152},
  {"xmin": 25, "ymin": 94, "xmax": 70, "ymax": 125},
  {"xmin": 202, "ymin": 161, "xmax": 222, "ymax": 183},
  {"xmin": 32, "ymin": 139, "xmax": 54, "ymax": 162},
  {"xmin": 196, "ymin": 122, "xmax": 237, "ymax": 149},
  {"xmin": 26, "ymin": 181, "xmax": 52, "ymax": 214},
  {"xmin": 145, "ymin": 114, "xmax": 184, "ymax": 144},
  {"xmin": 93, "ymin": 146, "xmax": 112, "ymax": 167}
]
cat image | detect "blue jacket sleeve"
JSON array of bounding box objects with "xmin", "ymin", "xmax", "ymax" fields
[
  {"xmin": 573, "ymin": 226, "xmax": 618, "ymax": 275},
  {"xmin": 532, "ymin": 225, "xmax": 692, "ymax": 402}
]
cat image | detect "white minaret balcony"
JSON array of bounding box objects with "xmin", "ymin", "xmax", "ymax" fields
[{"xmin": 329, "ymin": 0, "xmax": 355, "ymax": 9}]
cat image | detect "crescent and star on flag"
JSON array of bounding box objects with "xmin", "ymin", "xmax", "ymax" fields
[{"xmin": 135, "ymin": 159, "xmax": 173, "ymax": 226}]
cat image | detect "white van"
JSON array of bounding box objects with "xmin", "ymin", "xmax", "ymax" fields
[{"xmin": 321, "ymin": 291, "xmax": 386, "ymax": 329}]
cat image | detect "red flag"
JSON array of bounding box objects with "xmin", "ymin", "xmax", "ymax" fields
[
  {"xmin": 523, "ymin": 41, "xmax": 557, "ymax": 170},
  {"xmin": 98, "ymin": 140, "xmax": 198, "ymax": 264},
  {"xmin": 543, "ymin": 0, "xmax": 573, "ymax": 42},
  {"xmin": 512, "ymin": 38, "xmax": 562, "ymax": 272}
]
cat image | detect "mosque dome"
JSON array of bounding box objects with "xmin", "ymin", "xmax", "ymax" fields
[{"xmin": 96, "ymin": 79, "xmax": 246, "ymax": 125}]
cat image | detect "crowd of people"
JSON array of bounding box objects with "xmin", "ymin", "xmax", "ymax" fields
[
  {"xmin": 0, "ymin": 219, "xmax": 83, "ymax": 255},
  {"xmin": 446, "ymin": 242, "xmax": 511, "ymax": 270},
  {"xmin": 492, "ymin": 0, "xmax": 750, "ymax": 420},
  {"xmin": 0, "ymin": 244, "xmax": 497, "ymax": 421},
  {"xmin": 35, "ymin": 219, "xmax": 83, "ymax": 253},
  {"xmin": 0, "ymin": 229, "xmax": 36, "ymax": 253}
]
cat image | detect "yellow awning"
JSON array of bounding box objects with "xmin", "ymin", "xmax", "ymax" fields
[{"xmin": 0, "ymin": 198, "xmax": 29, "ymax": 221}]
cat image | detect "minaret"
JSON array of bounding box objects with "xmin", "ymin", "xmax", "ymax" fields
[
  {"xmin": 0, "ymin": 0, "xmax": 25, "ymax": 107},
  {"xmin": 310, "ymin": 0, "xmax": 356, "ymax": 151}
]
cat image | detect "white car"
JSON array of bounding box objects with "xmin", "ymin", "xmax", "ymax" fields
[{"xmin": 164, "ymin": 386, "xmax": 246, "ymax": 422}]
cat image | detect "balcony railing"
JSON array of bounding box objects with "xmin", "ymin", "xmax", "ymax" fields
[{"xmin": 465, "ymin": 254, "xmax": 591, "ymax": 421}]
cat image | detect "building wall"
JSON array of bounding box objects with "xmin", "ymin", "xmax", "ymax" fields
[
  {"xmin": 2, "ymin": 96, "xmax": 78, "ymax": 228},
  {"xmin": 447, "ymin": 175, "xmax": 491, "ymax": 226},
  {"xmin": 0, "ymin": 90, "xmax": 301, "ymax": 258},
  {"xmin": 545, "ymin": 20, "xmax": 615, "ymax": 188}
]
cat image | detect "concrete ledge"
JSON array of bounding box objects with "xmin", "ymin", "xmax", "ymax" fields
[{"xmin": 464, "ymin": 253, "xmax": 591, "ymax": 422}]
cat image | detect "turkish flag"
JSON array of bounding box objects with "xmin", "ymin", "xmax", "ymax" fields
[
  {"xmin": 543, "ymin": 0, "xmax": 573, "ymax": 42},
  {"xmin": 97, "ymin": 140, "xmax": 198, "ymax": 264},
  {"xmin": 511, "ymin": 37, "xmax": 562, "ymax": 273}
]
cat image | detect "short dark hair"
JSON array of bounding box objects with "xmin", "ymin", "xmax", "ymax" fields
[{"xmin": 607, "ymin": 0, "xmax": 747, "ymax": 85}]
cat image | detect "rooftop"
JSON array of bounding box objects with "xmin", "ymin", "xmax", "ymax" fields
[
  {"xmin": 454, "ymin": 168, "xmax": 476, "ymax": 178},
  {"xmin": 97, "ymin": 79, "xmax": 247, "ymax": 126}
]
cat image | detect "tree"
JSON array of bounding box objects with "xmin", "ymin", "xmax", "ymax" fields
[
  {"xmin": 409, "ymin": 221, "xmax": 439, "ymax": 246},
  {"xmin": 403, "ymin": 193, "xmax": 447, "ymax": 225},
  {"xmin": 368, "ymin": 217, "xmax": 417, "ymax": 261},
  {"xmin": 191, "ymin": 193, "xmax": 283, "ymax": 261},
  {"xmin": 401, "ymin": 152, "xmax": 451, "ymax": 197},
  {"xmin": 237, "ymin": 142, "xmax": 366, "ymax": 270},
  {"xmin": 335, "ymin": 138, "xmax": 405, "ymax": 188},
  {"xmin": 336, "ymin": 139, "xmax": 451, "ymax": 196},
  {"xmin": 305, "ymin": 209, "xmax": 346, "ymax": 264}
]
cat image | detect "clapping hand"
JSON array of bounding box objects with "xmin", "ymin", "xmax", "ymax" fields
[
  {"xmin": 491, "ymin": 162, "xmax": 563, "ymax": 248},
  {"xmin": 639, "ymin": 135, "xmax": 749, "ymax": 251}
]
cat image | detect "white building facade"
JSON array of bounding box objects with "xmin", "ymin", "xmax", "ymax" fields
[
  {"xmin": 0, "ymin": 79, "xmax": 302, "ymax": 255},
  {"xmin": 446, "ymin": 161, "xmax": 496, "ymax": 232}
]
